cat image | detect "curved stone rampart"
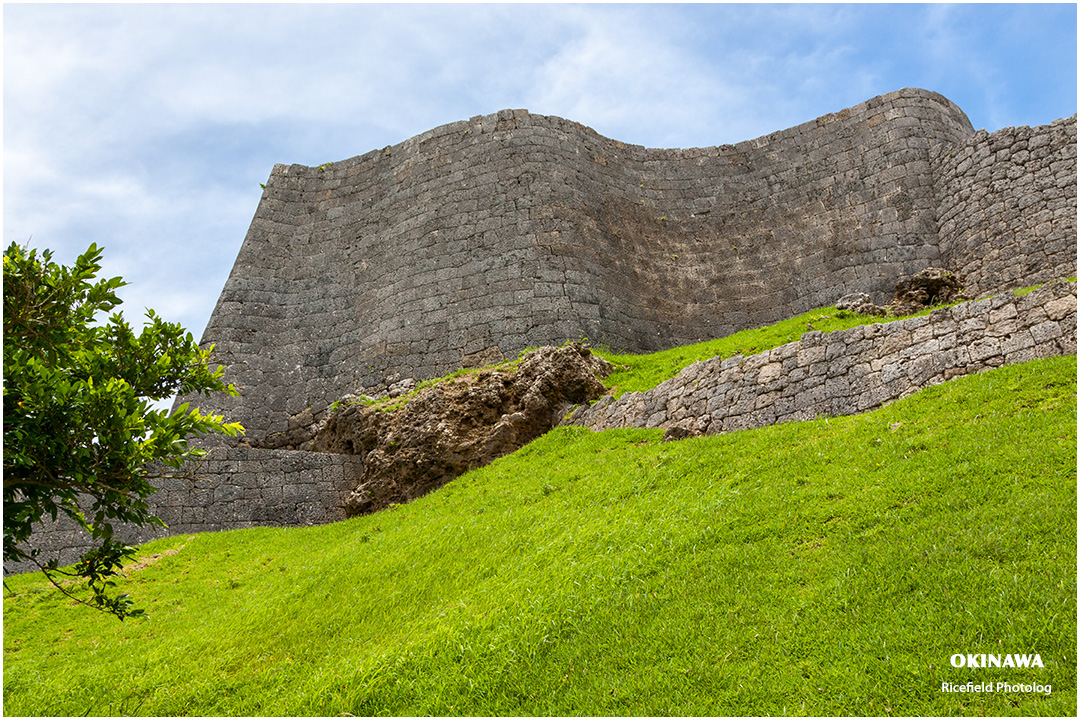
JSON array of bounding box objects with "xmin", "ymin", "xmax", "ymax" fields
[
  {"xmin": 566, "ymin": 282, "xmax": 1077, "ymax": 436},
  {"xmin": 190, "ymin": 88, "xmax": 1063, "ymax": 442},
  {"xmin": 14, "ymin": 91, "xmax": 1077, "ymax": 575},
  {"xmin": 932, "ymin": 115, "xmax": 1077, "ymax": 296}
]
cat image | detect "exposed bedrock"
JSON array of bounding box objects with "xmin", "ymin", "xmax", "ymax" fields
[
  {"xmin": 838, "ymin": 266, "xmax": 968, "ymax": 317},
  {"xmin": 309, "ymin": 344, "xmax": 612, "ymax": 516}
]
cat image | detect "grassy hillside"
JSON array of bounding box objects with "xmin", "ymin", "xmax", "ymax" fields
[{"xmin": 4, "ymin": 354, "xmax": 1076, "ymax": 716}]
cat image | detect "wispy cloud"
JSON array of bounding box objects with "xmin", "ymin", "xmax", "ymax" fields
[{"xmin": 525, "ymin": 7, "xmax": 748, "ymax": 147}]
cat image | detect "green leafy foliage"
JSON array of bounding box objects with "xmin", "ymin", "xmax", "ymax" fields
[{"xmin": 3, "ymin": 242, "xmax": 243, "ymax": 619}]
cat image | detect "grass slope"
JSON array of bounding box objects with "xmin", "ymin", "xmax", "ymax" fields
[{"xmin": 4, "ymin": 355, "xmax": 1076, "ymax": 717}]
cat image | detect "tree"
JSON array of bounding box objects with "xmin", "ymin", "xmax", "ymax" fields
[{"xmin": 3, "ymin": 242, "xmax": 243, "ymax": 618}]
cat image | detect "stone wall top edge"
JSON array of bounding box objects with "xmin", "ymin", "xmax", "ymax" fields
[
  {"xmin": 840, "ymin": 278, "xmax": 1075, "ymax": 338},
  {"xmin": 947, "ymin": 113, "xmax": 1077, "ymax": 144},
  {"xmin": 735, "ymin": 87, "xmax": 973, "ymax": 151},
  {"xmin": 261, "ymin": 87, "xmax": 976, "ymax": 180}
]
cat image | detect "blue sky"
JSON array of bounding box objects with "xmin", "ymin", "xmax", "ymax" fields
[{"xmin": 5, "ymin": 3, "xmax": 1077, "ymax": 347}]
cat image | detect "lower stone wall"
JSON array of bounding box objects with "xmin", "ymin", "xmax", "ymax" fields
[
  {"xmin": 6, "ymin": 448, "xmax": 361, "ymax": 575},
  {"xmin": 567, "ymin": 281, "xmax": 1077, "ymax": 436}
]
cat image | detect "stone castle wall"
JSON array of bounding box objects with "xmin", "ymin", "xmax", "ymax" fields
[
  {"xmin": 567, "ymin": 281, "xmax": 1077, "ymax": 436},
  {"xmin": 11, "ymin": 89, "xmax": 1076, "ymax": 575},
  {"xmin": 187, "ymin": 88, "xmax": 1057, "ymax": 442},
  {"xmin": 18, "ymin": 282, "xmax": 1075, "ymax": 574},
  {"xmin": 932, "ymin": 115, "xmax": 1077, "ymax": 296}
]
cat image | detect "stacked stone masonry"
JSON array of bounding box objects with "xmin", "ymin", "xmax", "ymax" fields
[
  {"xmin": 8, "ymin": 448, "xmax": 362, "ymax": 573},
  {"xmin": 932, "ymin": 115, "xmax": 1077, "ymax": 296},
  {"xmin": 17, "ymin": 282, "xmax": 1076, "ymax": 573},
  {"xmin": 566, "ymin": 282, "xmax": 1077, "ymax": 436},
  {"xmin": 181, "ymin": 88, "xmax": 1076, "ymax": 443}
]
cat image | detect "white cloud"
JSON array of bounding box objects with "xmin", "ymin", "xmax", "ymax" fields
[
  {"xmin": 527, "ymin": 10, "xmax": 743, "ymax": 146},
  {"xmin": 916, "ymin": 5, "xmax": 1011, "ymax": 129}
]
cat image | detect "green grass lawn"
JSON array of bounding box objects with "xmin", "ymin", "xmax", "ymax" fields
[{"xmin": 4, "ymin": 355, "xmax": 1076, "ymax": 717}]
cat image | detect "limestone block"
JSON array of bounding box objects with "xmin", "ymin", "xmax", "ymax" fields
[
  {"xmin": 1030, "ymin": 320, "xmax": 1063, "ymax": 344},
  {"xmin": 989, "ymin": 303, "xmax": 1019, "ymax": 324},
  {"xmin": 758, "ymin": 361, "xmax": 784, "ymax": 383},
  {"xmin": 881, "ymin": 362, "xmax": 903, "ymax": 384},
  {"xmin": 645, "ymin": 410, "xmax": 667, "ymax": 429},
  {"xmin": 755, "ymin": 391, "xmax": 780, "ymax": 410},
  {"xmin": 1044, "ymin": 294, "xmax": 1077, "ymax": 321}
]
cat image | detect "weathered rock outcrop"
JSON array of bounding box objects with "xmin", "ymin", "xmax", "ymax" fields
[
  {"xmin": 838, "ymin": 267, "xmax": 968, "ymax": 317},
  {"xmin": 311, "ymin": 344, "xmax": 612, "ymax": 515},
  {"xmin": 890, "ymin": 267, "xmax": 966, "ymax": 315}
]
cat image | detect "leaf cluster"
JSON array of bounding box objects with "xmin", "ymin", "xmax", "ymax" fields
[{"xmin": 3, "ymin": 242, "xmax": 243, "ymax": 618}]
